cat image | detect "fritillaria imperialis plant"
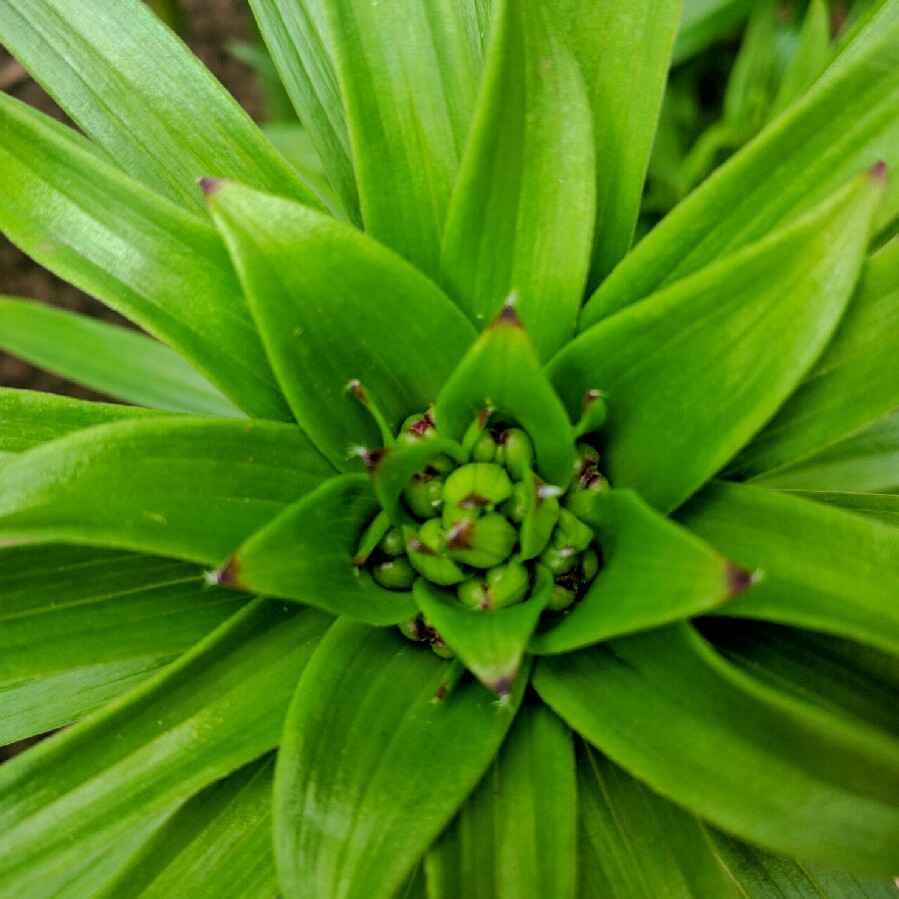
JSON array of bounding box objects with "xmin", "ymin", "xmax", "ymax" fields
[{"xmin": 0, "ymin": 0, "xmax": 898, "ymax": 896}]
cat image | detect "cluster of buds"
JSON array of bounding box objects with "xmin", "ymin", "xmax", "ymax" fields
[{"xmin": 359, "ymin": 409, "xmax": 607, "ymax": 658}]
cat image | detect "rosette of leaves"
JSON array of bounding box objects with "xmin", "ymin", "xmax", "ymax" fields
[{"xmin": 0, "ymin": 0, "xmax": 898, "ymax": 896}]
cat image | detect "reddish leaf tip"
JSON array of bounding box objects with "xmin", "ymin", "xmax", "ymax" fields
[
  {"xmin": 488, "ymin": 671, "xmax": 517, "ymax": 699},
  {"xmin": 725, "ymin": 562, "xmax": 757, "ymax": 596},
  {"xmin": 868, "ymin": 160, "xmax": 888, "ymax": 183},
  {"xmin": 490, "ymin": 292, "xmax": 523, "ymax": 329},
  {"xmin": 198, "ymin": 177, "xmax": 227, "ymax": 198},
  {"xmin": 208, "ymin": 556, "xmax": 241, "ymax": 588}
]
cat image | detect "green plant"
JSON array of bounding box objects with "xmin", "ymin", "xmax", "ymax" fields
[{"xmin": 0, "ymin": 0, "xmax": 897, "ymax": 896}]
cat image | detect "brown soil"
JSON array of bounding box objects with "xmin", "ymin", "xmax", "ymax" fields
[{"xmin": 0, "ymin": 0, "xmax": 265, "ymax": 400}]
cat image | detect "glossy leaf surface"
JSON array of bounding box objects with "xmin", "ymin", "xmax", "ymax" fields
[
  {"xmin": 207, "ymin": 181, "xmax": 476, "ymax": 468},
  {"xmin": 427, "ymin": 701, "xmax": 576, "ymax": 899},
  {"xmin": 274, "ymin": 620, "xmax": 524, "ymax": 899},
  {"xmin": 672, "ymin": 0, "xmax": 753, "ymax": 63},
  {"xmin": 224, "ymin": 474, "xmax": 417, "ymax": 625},
  {"xmin": 530, "ymin": 489, "xmax": 744, "ymax": 655},
  {"xmin": 0, "ymin": 0, "xmax": 320, "ymax": 212},
  {"xmin": 534, "ymin": 623, "xmax": 899, "ymax": 874},
  {"xmin": 582, "ymin": 9, "xmax": 899, "ymax": 325},
  {"xmin": 678, "ymin": 481, "xmax": 899, "ymax": 656},
  {"xmin": 435, "ymin": 305, "xmax": 574, "ymax": 488},
  {"xmin": 0, "ymin": 544, "xmax": 247, "ymax": 745},
  {"xmin": 324, "ymin": 0, "xmax": 483, "ymax": 275},
  {"xmin": 550, "ymin": 172, "xmax": 881, "ymax": 512},
  {"xmin": 0, "ymin": 298, "xmax": 242, "ymax": 417},
  {"xmin": 440, "ymin": 0, "xmax": 594, "ymax": 361},
  {"xmin": 784, "ymin": 490, "xmax": 899, "ymax": 526},
  {"xmin": 0, "ymin": 599, "xmax": 331, "ymax": 895},
  {"xmin": 0, "ymin": 93, "xmax": 290, "ymax": 420},
  {"xmin": 0, "ymin": 418, "xmax": 333, "ymax": 565}
]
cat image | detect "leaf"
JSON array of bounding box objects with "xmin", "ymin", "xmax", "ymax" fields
[
  {"xmin": 549, "ymin": 171, "xmax": 883, "ymax": 513},
  {"xmin": 274, "ymin": 619, "xmax": 524, "ymax": 899},
  {"xmin": 221, "ymin": 474, "xmax": 417, "ymax": 625},
  {"xmin": 413, "ymin": 567, "xmax": 552, "ymax": 696},
  {"xmin": 0, "ymin": 93, "xmax": 291, "ymax": 420},
  {"xmin": 0, "ymin": 299, "xmax": 243, "ymax": 418},
  {"xmin": 530, "ymin": 489, "xmax": 748, "ymax": 656},
  {"xmin": 0, "ymin": 388, "xmax": 164, "ymax": 458},
  {"xmin": 0, "ymin": 0, "xmax": 321, "ymax": 212},
  {"xmin": 732, "ymin": 239, "xmax": 899, "ymax": 479},
  {"xmin": 560, "ymin": 0, "xmax": 682, "ymax": 286},
  {"xmin": 577, "ymin": 741, "xmax": 899, "ymax": 899},
  {"xmin": 672, "ymin": 0, "xmax": 754, "ymax": 64},
  {"xmin": 435, "ymin": 303, "xmax": 574, "ymax": 488},
  {"xmin": 533, "ymin": 623, "xmax": 899, "ymax": 875},
  {"xmin": 0, "ymin": 544, "xmax": 247, "ymax": 745},
  {"xmin": 247, "ymin": 0, "xmax": 360, "ymax": 223},
  {"xmin": 581, "ymin": 9, "xmax": 899, "ymax": 326},
  {"xmin": 323, "ymin": 0, "xmax": 484, "ymax": 275},
  {"xmin": 96, "ymin": 756, "xmax": 279, "ymax": 899},
  {"xmin": 677, "ymin": 481, "xmax": 899, "ymax": 656},
  {"xmin": 780, "ymin": 490, "xmax": 899, "ymax": 526},
  {"xmin": 439, "ymin": 0, "xmax": 595, "ymax": 361},
  {"xmin": 0, "ymin": 598, "xmax": 332, "ymax": 896},
  {"xmin": 426, "ymin": 701, "xmax": 576, "ymax": 899},
  {"xmin": 0, "ymin": 418, "xmax": 334, "ymax": 565},
  {"xmin": 205, "ymin": 180, "xmax": 476, "ymax": 468}
]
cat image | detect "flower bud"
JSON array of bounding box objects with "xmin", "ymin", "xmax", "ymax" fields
[
  {"xmin": 403, "ymin": 475, "xmax": 444, "ymax": 519},
  {"xmin": 447, "ymin": 512, "xmax": 517, "ymax": 569},
  {"xmin": 457, "ymin": 576, "xmax": 488, "ymax": 609},
  {"xmin": 540, "ymin": 543, "xmax": 579, "ymax": 576},
  {"xmin": 546, "ymin": 583, "xmax": 577, "ymax": 612},
  {"xmin": 580, "ymin": 548, "xmax": 600, "ymax": 582},
  {"xmin": 572, "ymin": 442, "xmax": 601, "ymax": 487},
  {"xmin": 483, "ymin": 561, "xmax": 530, "ymax": 609},
  {"xmin": 553, "ymin": 509, "xmax": 594, "ymax": 554},
  {"xmin": 430, "ymin": 639, "xmax": 456, "ymax": 659},
  {"xmin": 398, "ymin": 616, "xmax": 427, "ymax": 642},
  {"xmin": 405, "ymin": 524, "xmax": 467, "ymax": 585},
  {"xmin": 502, "ymin": 481, "xmax": 528, "ymax": 524},
  {"xmin": 378, "ymin": 526, "xmax": 406, "ymax": 557},
  {"xmin": 496, "ymin": 428, "xmax": 534, "ymax": 480},
  {"xmin": 372, "ymin": 555, "xmax": 417, "ymax": 590},
  {"xmin": 396, "ymin": 411, "xmax": 438, "ymax": 445},
  {"xmin": 442, "ymin": 463, "xmax": 513, "ymax": 524},
  {"xmin": 470, "ymin": 429, "xmax": 498, "ymax": 463}
]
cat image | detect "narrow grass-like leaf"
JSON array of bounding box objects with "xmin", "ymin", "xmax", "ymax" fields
[
  {"xmin": 577, "ymin": 741, "xmax": 898, "ymax": 899},
  {"xmin": 274, "ymin": 620, "xmax": 524, "ymax": 899},
  {"xmin": 530, "ymin": 489, "xmax": 746, "ymax": 655},
  {"xmin": 560, "ymin": 0, "xmax": 681, "ymax": 285},
  {"xmin": 781, "ymin": 491, "xmax": 899, "ymax": 526},
  {"xmin": 581, "ymin": 10, "xmax": 899, "ymax": 326},
  {"xmin": 732, "ymin": 240, "xmax": 899, "ymax": 479},
  {"xmin": 0, "ymin": 94, "xmax": 291, "ymax": 420},
  {"xmin": 323, "ymin": 0, "xmax": 484, "ymax": 275},
  {"xmin": 0, "ymin": 389, "xmax": 164, "ymax": 458},
  {"xmin": 0, "ymin": 599, "xmax": 331, "ymax": 896},
  {"xmin": 550, "ymin": 171, "xmax": 882, "ymax": 512},
  {"xmin": 0, "ymin": 544, "xmax": 247, "ymax": 745},
  {"xmin": 672, "ymin": 0, "xmax": 753, "ymax": 64},
  {"xmin": 414, "ymin": 567, "xmax": 551, "ymax": 696},
  {"xmin": 206, "ymin": 181, "xmax": 477, "ymax": 469},
  {"xmin": 426, "ymin": 701, "xmax": 576, "ymax": 899},
  {"xmin": 439, "ymin": 0, "xmax": 594, "ymax": 361},
  {"xmin": 97, "ymin": 756, "xmax": 278, "ymax": 899},
  {"xmin": 0, "ymin": 0, "xmax": 321, "ymax": 212},
  {"xmin": 678, "ymin": 481, "xmax": 899, "ymax": 656},
  {"xmin": 0, "ymin": 418, "xmax": 333, "ymax": 565},
  {"xmin": 435, "ymin": 303, "xmax": 574, "ymax": 488},
  {"xmin": 222, "ymin": 474, "xmax": 417, "ymax": 625},
  {"xmin": 0, "ymin": 299, "xmax": 242, "ymax": 417},
  {"xmin": 534, "ymin": 623, "xmax": 899, "ymax": 875}
]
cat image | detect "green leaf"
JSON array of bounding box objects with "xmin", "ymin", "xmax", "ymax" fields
[
  {"xmin": 274, "ymin": 619, "xmax": 524, "ymax": 899},
  {"xmin": 435, "ymin": 303, "xmax": 574, "ymax": 488},
  {"xmin": 413, "ymin": 567, "xmax": 552, "ymax": 696},
  {"xmin": 97, "ymin": 756, "xmax": 278, "ymax": 899},
  {"xmin": 221, "ymin": 474, "xmax": 417, "ymax": 625},
  {"xmin": 323, "ymin": 0, "xmax": 484, "ymax": 275},
  {"xmin": 560, "ymin": 0, "xmax": 681, "ymax": 286},
  {"xmin": 426, "ymin": 701, "xmax": 576, "ymax": 899},
  {"xmin": 732, "ymin": 240, "xmax": 899, "ymax": 479},
  {"xmin": 678, "ymin": 481, "xmax": 899, "ymax": 656},
  {"xmin": 582, "ymin": 10, "xmax": 899, "ymax": 326},
  {"xmin": 0, "ymin": 598, "xmax": 331, "ymax": 895},
  {"xmin": 205, "ymin": 181, "xmax": 477, "ymax": 469},
  {"xmin": 549, "ymin": 171, "xmax": 883, "ymax": 513},
  {"xmin": 672, "ymin": 0, "xmax": 753, "ymax": 64},
  {"xmin": 530, "ymin": 489, "xmax": 747, "ymax": 656},
  {"xmin": 577, "ymin": 741, "xmax": 898, "ymax": 899},
  {"xmin": 439, "ymin": 0, "xmax": 594, "ymax": 361},
  {"xmin": 0, "ymin": 418, "xmax": 333, "ymax": 565},
  {"xmin": 0, "ymin": 388, "xmax": 164, "ymax": 458},
  {"xmin": 0, "ymin": 0, "xmax": 321, "ymax": 213},
  {"xmin": 780, "ymin": 490, "xmax": 899, "ymax": 526},
  {"xmin": 533, "ymin": 623, "xmax": 899, "ymax": 875},
  {"xmin": 0, "ymin": 299, "xmax": 243, "ymax": 418},
  {"xmin": 247, "ymin": 0, "xmax": 360, "ymax": 223},
  {"xmin": 0, "ymin": 93, "xmax": 291, "ymax": 421},
  {"xmin": 0, "ymin": 544, "xmax": 247, "ymax": 745}
]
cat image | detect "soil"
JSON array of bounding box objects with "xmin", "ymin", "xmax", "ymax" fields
[{"xmin": 0, "ymin": 0, "xmax": 265, "ymax": 400}]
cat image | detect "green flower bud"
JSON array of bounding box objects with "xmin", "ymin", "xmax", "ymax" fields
[
  {"xmin": 546, "ymin": 583, "xmax": 577, "ymax": 612},
  {"xmin": 553, "ymin": 509, "xmax": 594, "ymax": 553},
  {"xmin": 502, "ymin": 481, "xmax": 528, "ymax": 524},
  {"xmin": 497, "ymin": 428, "xmax": 534, "ymax": 479},
  {"xmin": 520, "ymin": 486, "xmax": 560, "ymax": 560},
  {"xmin": 403, "ymin": 475, "xmax": 444, "ymax": 519},
  {"xmin": 425, "ymin": 453, "xmax": 457, "ymax": 477},
  {"xmin": 540, "ymin": 543, "xmax": 579, "ymax": 576},
  {"xmin": 470, "ymin": 429, "xmax": 498, "ymax": 463},
  {"xmin": 483, "ymin": 561, "xmax": 530, "ymax": 609},
  {"xmin": 447, "ymin": 512, "xmax": 517, "ymax": 569},
  {"xmin": 443, "ymin": 463, "xmax": 513, "ymax": 512},
  {"xmin": 398, "ymin": 616, "xmax": 427, "ymax": 642},
  {"xmin": 457, "ymin": 576, "xmax": 488, "ymax": 609},
  {"xmin": 396, "ymin": 411, "xmax": 438, "ymax": 446},
  {"xmin": 372, "ymin": 555, "xmax": 417, "ymax": 590},
  {"xmin": 430, "ymin": 640, "xmax": 456, "ymax": 659},
  {"xmin": 404, "ymin": 524, "xmax": 467, "ymax": 585},
  {"xmin": 572, "ymin": 442, "xmax": 601, "ymax": 487},
  {"xmin": 580, "ymin": 548, "xmax": 600, "ymax": 582},
  {"xmin": 378, "ymin": 526, "xmax": 406, "ymax": 557}
]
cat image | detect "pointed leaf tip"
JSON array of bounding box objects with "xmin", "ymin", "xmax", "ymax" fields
[
  {"xmin": 868, "ymin": 160, "xmax": 888, "ymax": 183},
  {"xmin": 489, "ymin": 672, "xmax": 517, "ymax": 698},
  {"xmin": 198, "ymin": 177, "xmax": 227, "ymax": 198},
  {"xmin": 725, "ymin": 562, "xmax": 756, "ymax": 597},
  {"xmin": 491, "ymin": 295, "xmax": 524, "ymax": 329},
  {"xmin": 209, "ymin": 556, "xmax": 241, "ymax": 588}
]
